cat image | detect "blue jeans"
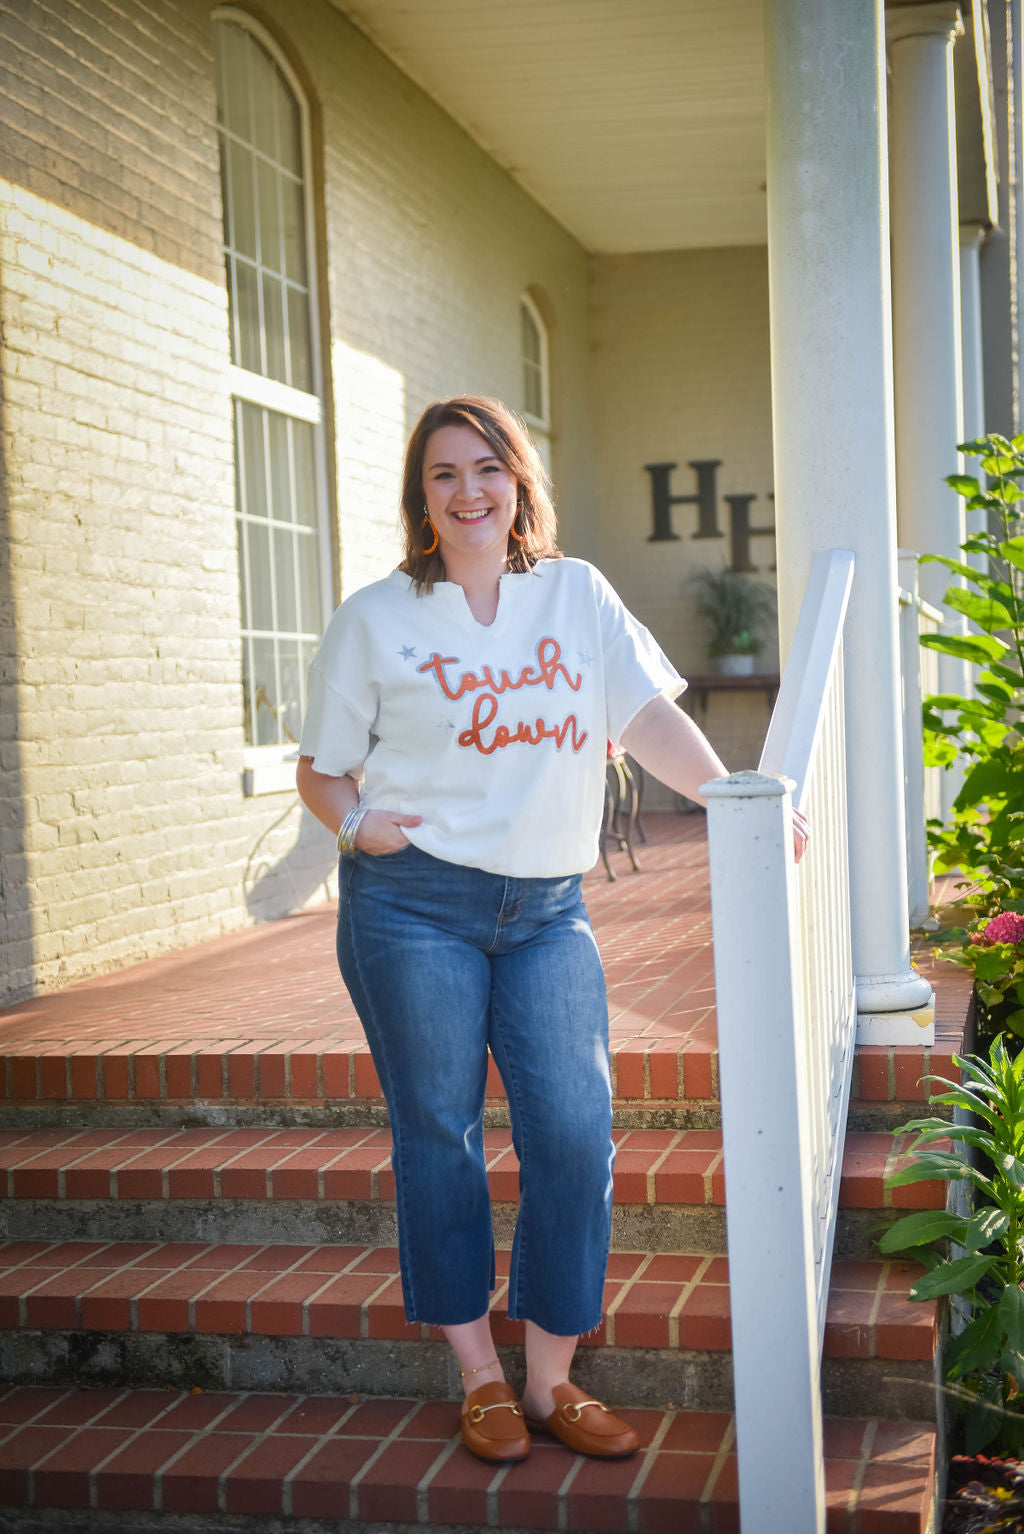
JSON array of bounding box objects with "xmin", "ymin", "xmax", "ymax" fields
[{"xmin": 337, "ymin": 843, "xmax": 614, "ymax": 1335}]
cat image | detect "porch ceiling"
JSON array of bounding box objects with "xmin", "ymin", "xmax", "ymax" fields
[{"xmin": 329, "ymin": 0, "xmax": 767, "ymax": 255}]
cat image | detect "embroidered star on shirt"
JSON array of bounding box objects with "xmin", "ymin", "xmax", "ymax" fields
[
  {"xmin": 398, "ymin": 645, "xmax": 417, "ymax": 660},
  {"xmin": 578, "ymin": 649, "xmax": 593, "ymax": 668}
]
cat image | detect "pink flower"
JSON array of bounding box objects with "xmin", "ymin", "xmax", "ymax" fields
[{"xmin": 980, "ymin": 912, "xmax": 1024, "ymax": 945}]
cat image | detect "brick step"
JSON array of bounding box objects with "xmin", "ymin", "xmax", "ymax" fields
[
  {"xmin": 0, "ymin": 1384, "xmax": 936, "ymax": 1534},
  {"xmin": 0, "ymin": 1126, "xmax": 940, "ymax": 1262},
  {"xmin": 0, "ymin": 1035, "xmax": 956, "ymax": 1132},
  {"xmin": 0, "ymin": 1240, "xmax": 936, "ymax": 1421},
  {"xmin": 0, "ymin": 1061, "xmax": 950, "ymax": 1147}
]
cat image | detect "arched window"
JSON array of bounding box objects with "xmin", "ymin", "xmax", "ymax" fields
[
  {"xmin": 520, "ymin": 294, "xmax": 551, "ymax": 471},
  {"xmin": 213, "ymin": 13, "xmax": 329, "ymax": 782}
]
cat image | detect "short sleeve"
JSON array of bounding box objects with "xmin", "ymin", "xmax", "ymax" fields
[
  {"xmin": 298, "ymin": 666, "xmax": 373, "ymax": 777},
  {"xmin": 592, "ymin": 568, "xmax": 686, "ymax": 747},
  {"xmin": 298, "ymin": 599, "xmax": 378, "ymax": 777}
]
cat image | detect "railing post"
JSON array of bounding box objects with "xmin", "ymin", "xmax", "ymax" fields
[{"xmin": 703, "ymin": 771, "xmax": 825, "ymax": 1534}]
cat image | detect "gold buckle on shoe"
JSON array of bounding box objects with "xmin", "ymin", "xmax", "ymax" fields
[
  {"xmin": 469, "ymin": 1402, "xmax": 523, "ymax": 1424},
  {"xmin": 562, "ymin": 1400, "xmax": 608, "ymax": 1422}
]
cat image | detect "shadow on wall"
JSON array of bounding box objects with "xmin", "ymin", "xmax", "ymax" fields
[
  {"xmin": 0, "ymin": 287, "xmax": 34, "ymax": 1008},
  {"xmin": 243, "ymin": 797, "xmax": 337, "ymax": 920}
]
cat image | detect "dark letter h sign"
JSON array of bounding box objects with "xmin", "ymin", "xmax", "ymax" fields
[{"xmin": 644, "ymin": 461, "xmax": 723, "ymax": 543}]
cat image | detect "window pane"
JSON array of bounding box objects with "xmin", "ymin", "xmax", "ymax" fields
[
  {"xmin": 273, "ymin": 525, "xmax": 298, "ymax": 634},
  {"xmin": 246, "ymin": 520, "xmax": 274, "ymax": 632},
  {"xmin": 292, "ymin": 419, "xmax": 316, "ymax": 527},
  {"xmin": 521, "ymin": 303, "xmax": 541, "ymax": 365},
  {"xmin": 216, "ymin": 30, "xmax": 251, "ymax": 141},
  {"xmin": 268, "ymin": 411, "xmax": 291, "ymax": 522},
  {"xmin": 251, "ymin": 636, "xmax": 279, "ymax": 745},
  {"xmin": 300, "ymin": 638, "xmax": 318, "ymax": 690},
  {"xmin": 281, "ymin": 175, "xmax": 306, "ymax": 283},
  {"xmin": 287, "ymin": 287, "xmax": 312, "ymax": 393},
  {"xmin": 278, "ymin": 88, "xmax": 301, "ymax": 171},
  {"xmin": 239, "ymin": 401, "xmax": 267, "ymax": 521},
  {"xmin": 257, "ymin": 158, "xmax": 281, "ymax": 273},
  {"xmin": 295, "ymin": 528, "xmax": 320, "ymax": 631},
  {"xmin": 215, "ymin": 20, "xmax": 314, "ymax": 393},
  {"xmin": 262, "ymin": 274, "xmax": 287, "ymax": 383},
  {"xmin": 277, "ymin": 640, "xmax": 303, "ymax": 745},
  {"xmin": 236, "ymin": 259, "xmax": 261, "ymax": 373},
  {"xmin": 249, "ymin": 42, "xmax": 280, "ymax": 159},
  {"xmin": 228, "ymin": 140, "xmax": 257, "ymax": 259},
  {"xmin": 524, "ymin": 359, "xmax": 543, "ymax": 420},
  {"xmin": 521, "ymin": 303, "xmax": 545, "ymax": 419}
]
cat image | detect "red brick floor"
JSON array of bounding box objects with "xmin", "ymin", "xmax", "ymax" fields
[{"xmin": 0, "ymin": 816, "xmax": 972, "ymax": 1109}]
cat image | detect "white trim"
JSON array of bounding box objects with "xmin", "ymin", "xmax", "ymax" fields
[{"xmin": 228, "ymin": 364, "xmax": 322, "ymax": 424}]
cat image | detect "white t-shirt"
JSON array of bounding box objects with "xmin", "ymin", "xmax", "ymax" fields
[{"xmin": 299, "ymin": 557, "xmax": 685, "ymax": 877}]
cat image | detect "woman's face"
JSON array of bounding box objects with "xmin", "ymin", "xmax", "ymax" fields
[{"xmin": 421, "ymin": 423, "xmax": 519, "ymax": 567}]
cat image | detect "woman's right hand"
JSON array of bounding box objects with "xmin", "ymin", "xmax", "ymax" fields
[{"xmin": 355, "ymin": 809, "xmax": 424, "ymax": 855}]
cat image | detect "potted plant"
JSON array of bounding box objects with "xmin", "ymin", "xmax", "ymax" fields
[{"xmin": 688, "ymin": 565, "xmax": 777, "ymax": 676}]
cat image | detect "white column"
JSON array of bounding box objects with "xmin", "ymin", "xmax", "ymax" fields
[
  {"xmin": 765, "ymin": 0, "xmax": 931, "ymax": 1022},
  {"xmin": 960, "ymin": 223, "xmax": 990, "ymax": 568},
  {"xmin": 888, "ymin": 3, "xmax": 972, "ymax": 733}
]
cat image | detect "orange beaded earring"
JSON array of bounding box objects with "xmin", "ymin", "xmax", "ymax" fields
[
  {"xmin": 509, "ymin": 500, "xmax": 526, "ymax": 544},
  {"xmin": 421, "ymin": 508, "xmax": 439, "ymax": 555}
]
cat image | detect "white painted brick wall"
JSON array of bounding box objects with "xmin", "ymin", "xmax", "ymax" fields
[{"xmin": 0, "ymin": 0, "xmax": 594, "ymax": 1004}]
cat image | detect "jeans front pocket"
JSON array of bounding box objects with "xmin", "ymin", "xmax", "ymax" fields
[{"xmin": 367, "ymin": 839, "xmax": 414, "ymax": 859}]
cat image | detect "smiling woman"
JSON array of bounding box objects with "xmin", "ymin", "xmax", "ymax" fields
[
  {"xmin": 400, "ymin": 397, "xmax": 560, "ymax": 609},
  {"xmin": 295, "ymin": 395, "xmax": 733, "ymax": 1466}
]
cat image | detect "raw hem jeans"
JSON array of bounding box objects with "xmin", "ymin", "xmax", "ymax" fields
[{"xmin": 337, "ymin": 843, "xmax": 614, "ymax": 1336}]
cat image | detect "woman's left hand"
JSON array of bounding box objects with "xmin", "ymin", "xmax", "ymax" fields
[{"xmin": 792, "ymin": 807, "xmax": 810, "ymax": 864}]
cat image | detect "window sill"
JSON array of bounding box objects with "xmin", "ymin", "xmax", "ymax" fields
[{"xmin": 243, "ymin": 747, "xmax": 300, "ymax": 797}]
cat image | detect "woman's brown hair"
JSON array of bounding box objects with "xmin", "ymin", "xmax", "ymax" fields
[{"xmin": 399, "ymin": 396, "xmax": 560, "ymax": 591}]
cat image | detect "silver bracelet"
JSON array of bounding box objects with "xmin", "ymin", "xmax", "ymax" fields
[{"xmin": 337, "ymin": 807, "xmax": 368, "ymax": 855}]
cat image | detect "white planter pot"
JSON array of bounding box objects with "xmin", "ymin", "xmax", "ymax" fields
[{"xmin": 716, "ymin": 653, "xmax": 757, "ymax": 676}]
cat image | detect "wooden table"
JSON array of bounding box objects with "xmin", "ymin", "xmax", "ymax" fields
[{"xmin": 680, "ymin": 672, "xmax": 781, "ymax": 719}]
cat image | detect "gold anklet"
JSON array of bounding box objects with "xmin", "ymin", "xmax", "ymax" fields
[{"xmin": 459, "ymin": 1357, "xmax": 501, "ymax": 1378}]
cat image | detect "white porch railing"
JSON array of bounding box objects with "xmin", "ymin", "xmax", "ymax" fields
[
  {"xmin": 702, "ymin": 549, "xmax": 856, "ymax": 1534},
  {"xmin": 898, "ymin": 550, "xmax": 943, "ymax": 925}
]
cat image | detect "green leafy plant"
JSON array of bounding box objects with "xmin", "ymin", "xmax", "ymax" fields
[
  {"xmin": 688, "ymin": 565, "xmax": 776, "ymax": 658},
  {"xmin": 882, "ymin": 1038, "xmax": 1024, "ymax": 1454},
  {"xmin": 921, "ymin": 434, "xmax": 1024, "ymax": 912},
  {"xmin": 918, "ymin": 434, "xmax": 1024, "ymax": 1047}
]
